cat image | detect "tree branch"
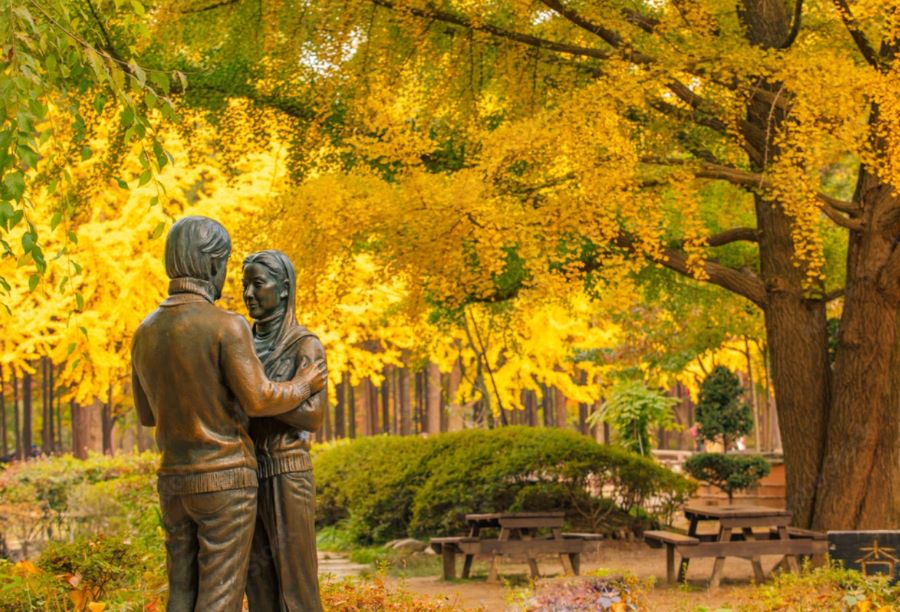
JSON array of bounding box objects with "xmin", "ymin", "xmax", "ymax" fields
[
  {"xmin": 644, "ymin": 158, "xmax": 864, "ymax": 230},
  {"xmin": 606, "ymin": 234, "xmax": 767, "ymax": 307},
  {"xmin": 824, "ymin": 287, "xmax": 845, "ymax": 302},
  {"xmin": 708, "ymin": 227, "xmax": 759, "ymax": 246},
  {"xmin": 780, "ymin": 0, "xmax": 804, "ymax": 49},
  {"xmin": 179, "ymin": 0, "xmax": 242, "ymax": 13},
  {"xmin": 372, "ymin": 0, "xmax": 612, "ymax": 60},
  {"xmin": 661, "ymin": 247, "xmax": 767, "ymax": 307},
  {"xmin": 831, "ymin": 0, "xmax": 881, "ymax": 69}
]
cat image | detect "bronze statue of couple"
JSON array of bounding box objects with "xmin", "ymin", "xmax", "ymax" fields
[{"xmin": 131, "ymin": 216, "xmax": 325, "ymax": 611}]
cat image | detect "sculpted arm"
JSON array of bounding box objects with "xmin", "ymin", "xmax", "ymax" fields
[
  {"xmin": 274, "ymin": 337, "xmax": 327, "ymax": 432},
  {"xmin": 131, "ymin": 361, "xmax": 156, "ymax": 427},
  {"xmin": 220, "ymin": 315, "xmax": 325, "ymax": 417}
]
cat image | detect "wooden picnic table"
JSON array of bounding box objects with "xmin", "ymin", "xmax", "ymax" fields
[
  {"xmin": 681, "ymin": 503, "xmax": 807, "ymax": 588},
  {"xmin": 430, "ymin": 511, "xmax": 600, "ymax": 582}
]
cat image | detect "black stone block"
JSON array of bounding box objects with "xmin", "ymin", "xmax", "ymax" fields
[{"xmin": 827, "ymin": 531, "xmax": 900, "ymax": 582}]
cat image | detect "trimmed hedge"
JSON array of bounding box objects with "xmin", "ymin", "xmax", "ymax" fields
[{"xmin": 313, "ymin": 427, "xmax": 695, "ymax": 544}]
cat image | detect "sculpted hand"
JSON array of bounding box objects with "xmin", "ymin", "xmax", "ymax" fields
[{"xmin": 294, "ymin": 359, "xmax": 328, "ymax": 394}]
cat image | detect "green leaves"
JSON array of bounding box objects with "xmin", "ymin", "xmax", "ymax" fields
[
  {"xmin": 589, "ymin": 379, "xmax": 681, "ymax": 456},
  {"xmin": 2, "ymin": 171, "xmax": 26, "ymax": 201},
  {"xmin": 0, "ymin": 0, "xmax": 184, "ymax": 294}
]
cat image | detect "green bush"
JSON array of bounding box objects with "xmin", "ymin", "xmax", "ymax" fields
[
  {"xmin": 683, "ymin": 452, "xmax": 771, "ymax": 502},
  {"xmin": 695, "ymin": 366, "xmax": 754, "ymax": 451},
  {"xmin": 314, "ymin": 427, "xmax": 695, "ymax": 544}
]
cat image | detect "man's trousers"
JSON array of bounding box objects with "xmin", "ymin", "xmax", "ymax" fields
[{"xmin": 160, "ymin": 486, "xmax": 257, "ymax": 612}]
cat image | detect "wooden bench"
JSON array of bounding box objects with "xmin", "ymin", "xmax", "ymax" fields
[
  {"xmin": 644, "ymin": 530, "xmax": 700, "ymax": 584},
  {"xmin": 430, "ymin": 537, "xmax": 480, "ymax": 580},
  {"xmin": 430, "ymin": 533, "xmax": 602, "ymax": 580},
  {"xmin": 645, "ymin": 528, "xmax": 829, "ymax": 585}
]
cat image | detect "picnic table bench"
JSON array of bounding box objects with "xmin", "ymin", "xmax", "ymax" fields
[
  {"xmin": 429, "ymin": 512, "xmax": 603, "ymax": 581},
  {"xmin": 645, "ymin": 503, "xmax": 828, "ymax": 588}
]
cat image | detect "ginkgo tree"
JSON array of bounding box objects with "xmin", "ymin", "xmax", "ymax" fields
[{"xmin": 137, "ymin": 0, "xmax": 899, "ymax": 530}]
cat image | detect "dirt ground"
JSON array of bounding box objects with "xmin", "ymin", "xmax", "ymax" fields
[{"xmin": 386, "ymin": 540, "xmax": 785, "ymax": 611}]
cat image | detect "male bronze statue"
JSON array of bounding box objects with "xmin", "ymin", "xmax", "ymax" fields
[
  {"xmin": 131, "ymin": 217, "xmax": 326, "ymax": 612},
  {"xmin": 243, "ymin": 250, "xmax": 324, "ymax": 611}
]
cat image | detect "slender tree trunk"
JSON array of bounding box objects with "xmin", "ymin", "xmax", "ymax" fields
[
  {"xmin": 0, "ymin": 364, "xmax": 6, "ymax": 458},
  {"xmin": 54, "ymin": 366, "xmax": 62, "ymax": 452},
  {"xmin": 447, "ymin": 361, "xmax": 463, "ymax": 432},
  {"xmin": 22, "ymin": 369, "xmax": 32, "ymax": 458},
  {"xmin": 357, "ymin": 381, "xmax": 370, "ymax": 437},
  {"xmin": 398, "ymin": 367, "xmax": 411, "ymax": 435},
  {"xmin": 41, "ymin": 358, "xmax": 49, "ymax": 452},
  {"xmin": 541, "ymin": 385, "xmax": 552, "ymax": 427},
  {"xmin": 102, "ymin": 386, "xmax": 114, "ymax": 455},
  {"xmin": 381, "ymin": 366, "xmax": 390, "ymax": 434},
  {"xmin": 46, "ymin": 359, "xmax": 54, "ymax": 454},
  {"xmin": 335, "ymin": 375, "xmax": 346, "ymax": 439},
  {"xmin": 414, "ymin": 370, "xmax": 424, "ymax": 434},
  {"xmin": 72, "ymin": 398, "xmax": 103, "ymax": 458},
  {"xmin": 426, "ymin": 362, "xmax": 442, "ymax": 434},
  {"xmin": 323, "ymin": 382, "xmax": 332, "ymax": 441},
  {"xmin": 391, "ymin": 367, "xmax": 399, "ymax": 434},
  {"xmin": 554, "ymin": 387, "xmax": 567, "ymax": 428},
  {"xmin": 348, "ymin": 383, "xmax": 356, "ymax": 439},
  {"xmin": 12, "ymin": 369, "xmax": 20, "ymax": 460}
]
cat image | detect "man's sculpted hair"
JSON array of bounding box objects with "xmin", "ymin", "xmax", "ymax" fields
[{"xmin": 165, "ymin": 216, "xmax": 232, "ymax": 281}]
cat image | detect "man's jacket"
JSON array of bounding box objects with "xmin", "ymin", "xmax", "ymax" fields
[{"xmin": 131, "ymin": 278, "xmax": 315, "ymax": 495}]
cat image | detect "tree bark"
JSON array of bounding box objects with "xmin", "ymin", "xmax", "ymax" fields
[
  {"xmin": 554, "ymin": 387, "xmax": 568, "ymax": 428},
  {"xmin": 335, "ymin": 374, "xmax": 346, "ymax": 439},
  {"xmin": 731, "ymin": 0, "xmax": 832, "ymax": 526},
  {"xmin": 348, "ymin": 382, "xmax": 357, "ymax": 438},
  {"xmin": 41, "ymin": 358, "xmax": 50, "ymax": 453},
  {"xmin": 72, "ymin": 398, "xmax": 103, "ymax": 459},
  {"xmin": 102, "ymin": 387, "xmax": 114, "ymax": 455},
  {"xmin": 814, "ymin": 161, "xmax": 900, "ymax": 529},
  {"xmin": 0, "ymin": 365, "xmax": 6, "ymax": 458},
  {"xmin": 426, "ymin": 362, "xmax": 442, "ymax": 434},
  {"xmin": 447, "ymin": 360, "xmax": 464, "ymax": 431},
  {"xmin": 12, "ymin": 369, "xmax": 20, "ymax": 460},
  {"xmin": 399, "ymin": 366, "xmax": 412, "ymax": 435},
  {"xmin": 381, "ymin": 366, "xmax": 391, "ymax": 434},
  {"xmin": 22, "ymin": 369, "xmax": 32, "ymax": 458},
  {"xmin": 541, "ymin": 384, "xmax": 552, "ymax": 427}
]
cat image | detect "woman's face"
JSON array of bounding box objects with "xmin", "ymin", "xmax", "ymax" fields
[{"xmin": 242, "ymin": 262, "xmax": 287, "ymax": 320}]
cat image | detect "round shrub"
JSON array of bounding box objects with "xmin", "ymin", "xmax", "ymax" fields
[
  {"xmin": 683, "ymin": 452, "xmax": 771, "ymax": 503},
  {"xmin": 313, "ymin": 427, "xmax": 695, "ymax": 544}
]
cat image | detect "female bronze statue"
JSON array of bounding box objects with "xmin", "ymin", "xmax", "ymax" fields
[{"xmin": 242, "ymin": 250, "xmax": 325, "ymax": 612}]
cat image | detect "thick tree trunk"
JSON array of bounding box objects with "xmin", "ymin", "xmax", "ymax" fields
[
  {"xmin": 733, "ymin": 0, "xmax": 832, "ymax": 527},
  {"xmin": 750, "ymin": 190, "xmax": 831, "ymax": 529},
  {"xmin": 814, "ymin": 165, "xmax": 900, "ymax": 529}
]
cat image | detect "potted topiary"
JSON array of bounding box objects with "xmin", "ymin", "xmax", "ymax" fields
[{"xmin": 684, "ymin": 366, "xmax": 771, "ymax": 503}]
